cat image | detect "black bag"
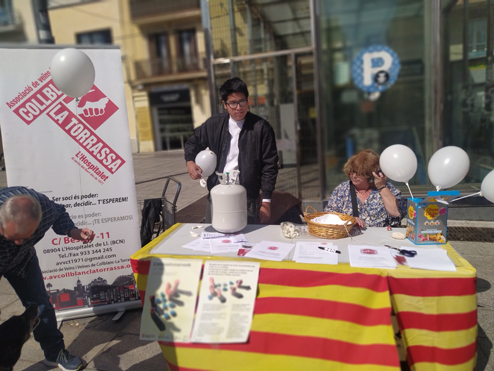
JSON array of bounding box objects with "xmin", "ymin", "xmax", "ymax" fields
[{"xmin": 140, "ymin": 199, "xmax": 163, "ymax": 247}]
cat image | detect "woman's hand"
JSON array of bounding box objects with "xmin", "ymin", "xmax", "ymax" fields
[
  {"xmin": 355, "ymin": 217, "xmax": 365, "ymax": 228},
  {"xmin": 372, "ymin": 171, "xmax": 387, "ymax": 189}
]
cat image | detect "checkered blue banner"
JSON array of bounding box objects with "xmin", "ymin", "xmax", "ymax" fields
[{"xmin": 351, "ymin": 45, "xmax": 400, "ymax": 93}]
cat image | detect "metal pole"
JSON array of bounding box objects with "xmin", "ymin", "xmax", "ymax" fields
[
  {"xmin": 291, "ymin": 53, "xmax": 302, "ymax": 200},
  {"xmin": 201, "ymin": 0, "xmax": 217, "ymax": 115},
  {"xmin": 432, "ymin": 0, "xmax": 443, "ymax": 151},
  {"xmin": 31, "ymin": 0, "xmax": 55, "ymax": 44},
  {"xmin": 310, "ymin": 0, "xmax": 326, "ymax": 200}
]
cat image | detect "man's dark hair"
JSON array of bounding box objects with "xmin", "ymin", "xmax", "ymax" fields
[{"xmin": 220, "ymin": 77, "xmax": 249, "ymax": 102}]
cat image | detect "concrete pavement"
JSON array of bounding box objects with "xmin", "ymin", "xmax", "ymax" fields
[{"xmin": 0, "ymin": 150, "xmax": 492, "ymax": 371}]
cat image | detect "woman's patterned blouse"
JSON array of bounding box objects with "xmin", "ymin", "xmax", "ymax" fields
[{"xmin": 324, "ymin": 180, "xmax": 407, "ymax": 227}]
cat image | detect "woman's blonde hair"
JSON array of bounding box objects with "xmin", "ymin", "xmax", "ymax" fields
[{"xmin": 343, "ymin": 149, "xmax": 380, "ymax": 180}]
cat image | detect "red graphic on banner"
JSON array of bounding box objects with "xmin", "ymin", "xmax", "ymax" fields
[
  {"xmin": 7, "ymin": 71, "xmax": 125, "ymax": 181},
  {"xmin": 75, "ymin": 86, "xmax": 118, "ymax": 130},
  {"xmin": 47, "ymin": 103, "xmax": 125, "ymax": 174},
  {"xmin": 13, "ymin": 80, "xmax": 63, "ymax": 125}
]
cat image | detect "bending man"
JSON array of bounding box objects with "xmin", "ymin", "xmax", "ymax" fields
[{"xmin": 0, "ymin": 186, "xmax": 94, "ymax": 371}]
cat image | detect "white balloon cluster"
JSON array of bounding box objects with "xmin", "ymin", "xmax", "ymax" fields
[
  {"xmin": 379, "ymin": 144, "xmax": 494, "ymax": 203},
  {"xmin": 50, "ymin": 48, "xmax": 95, "ymax": 98}
]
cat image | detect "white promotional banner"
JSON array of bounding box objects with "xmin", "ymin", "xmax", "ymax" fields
[{"xmin": 0, "ymin": 46, "xmax": 141, "ymax": 320}]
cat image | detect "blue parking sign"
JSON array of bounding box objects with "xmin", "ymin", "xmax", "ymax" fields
[{"xmin": 351, "ymin": 45, "xmax": 400, "ymax": 93}]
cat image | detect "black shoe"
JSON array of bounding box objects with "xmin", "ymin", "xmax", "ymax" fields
[{"xmin": 43, "ymin": 349, "xmax": 85, "ymax": 371}]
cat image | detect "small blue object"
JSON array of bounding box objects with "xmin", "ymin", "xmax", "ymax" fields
[
  {"xmin": 164, "ymin": 313, "xmax": 171, "ymax": 320},
  {"xmin": 155, "ymin": 298, "xmax": 161, "ymax": 304},
  {"xmin": 169, "ymin": 302, "xmax": 176, "ymax": 308},
  {"xmin": 170, "ymin": 310, "xmax": 177, "ymax": 317},
  {"xmin": 229, "ymin": 281, "xmax": 234, "ymax": 285},
  {"xmin": 208, "ymin": 294, "xmax": 213, "ymax": 300},
  {"xmin": 162, "ymin": 304, "xmax": 168, "ymax": 310},
  {"xmin": 223, "ymin": 287, "xmax": 227, "ymax": 291}
]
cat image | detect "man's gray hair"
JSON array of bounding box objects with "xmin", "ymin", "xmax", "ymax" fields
[{"xmin": 0, "ymin": 195, "xmax": 42, "ymax": 234}]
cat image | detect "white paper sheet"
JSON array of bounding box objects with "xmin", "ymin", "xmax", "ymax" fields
[
  {"xmin": 191, "ymin": 260, "xmax": 260, "ymax": 343},
  {"xmin": 403, "ymin": 246, "xmax": 457, "ymax": 271},
  {"xmin": 348, "ymin": 244, "xmax": 397, "ymax": 269},
  {"xmin": 244, "ymin": 240, "xmax": 295, "ymax": 261},
  {"xmin": 181, "ymin": 238, "xmax": 212, "ymax": 252},
  {"xmin": 201, "ymin": 232, "xmax": 248, "ymax": 242},
  {"xmin": 140, "ymin": 258, "xmax": 202, "ymax": 342},
  {"xmin": 209, "ymin": 238, "xmax": 242, "ymax": 254},
  {"xmin": 293, "ymin": 241, "xmax": 338, "ymax": 265}
]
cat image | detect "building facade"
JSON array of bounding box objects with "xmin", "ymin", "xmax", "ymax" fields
[
  {"xmin": 201, "ymin": 0, "xmax": 494, "ymax": 212},
  {"xmin": 48, "ymin": 0, "xmax": 211, "ymax": 153}
]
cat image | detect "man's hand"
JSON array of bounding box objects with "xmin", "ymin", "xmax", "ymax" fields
[
  {"xmin": 259, "ymin": 202, "xmax": 271, "ymax": 224},
  {"xmin": 187, "ymin": 161, "xmax": 203, "ymax": 180},
  {"xmin": 69, "ymin": 228, "xmax": 95, "ymax": 243}
]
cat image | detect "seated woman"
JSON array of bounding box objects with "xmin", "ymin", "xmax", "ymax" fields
[{"xmin": 325, "ymin": 149, "xmax": 406, "ymax": 228}]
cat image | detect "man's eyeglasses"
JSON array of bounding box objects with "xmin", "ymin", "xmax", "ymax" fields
[{"xmin": 225, "ymin": 99, "xmax": 248, "ymax": 108}]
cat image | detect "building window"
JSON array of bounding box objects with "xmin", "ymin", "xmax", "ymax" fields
[
  {"xmin": 468, "ymin": 18, "xmax": 486, "ymax": 57},
  {"xmin": 0, "ymin": 0, "xmax": 13, "ymax": 26},
  {"xmin": 77, "ymin": 29, "xmax": 112, "ymax": 45},
  {"xmin": 177, "ymin": 29, "xmax": 198, "ymax": 71},
  {"xmin": 149, "ymin": 32, "xmax": 172, "ymax": 75}
]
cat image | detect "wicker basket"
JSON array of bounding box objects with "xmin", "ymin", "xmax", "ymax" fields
[{"xmin": 304, "ymin": 206, "xmax": 356, "ymax": 239}]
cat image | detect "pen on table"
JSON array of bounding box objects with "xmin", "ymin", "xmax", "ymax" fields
[{"xmin": 318, "ymin": 246, "xmax": 341, "ymax": 254}]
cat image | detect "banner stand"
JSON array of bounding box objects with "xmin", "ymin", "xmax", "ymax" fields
[
  {"xmin": 0, "ymin": 45, "xmax": 142, "ymax": 322},
  {"xmin": 56, "ymin": 301, "xmax": 142, "ymax": 328}
]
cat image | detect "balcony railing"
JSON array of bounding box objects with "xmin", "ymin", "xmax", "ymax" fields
[
  {"xmin": 134, "ymin": 54, "xmax": 205, "ymax": 80},
  {"xmin": 129, "ymin": 0, "xmax": 200, "ymax": 19}
]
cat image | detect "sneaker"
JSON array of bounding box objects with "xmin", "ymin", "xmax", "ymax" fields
[{"xmin": 43, "ymin": 349, "xmax": 85, "ymax": 371}]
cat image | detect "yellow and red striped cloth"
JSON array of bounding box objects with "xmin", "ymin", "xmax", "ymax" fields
[
  {"xmin": 131, "ymin": 224, "xmax": 477, "ymax": 371},
  {"xmin": 387, "ymin": 244, "xmax": 477, "ymax": 371}
]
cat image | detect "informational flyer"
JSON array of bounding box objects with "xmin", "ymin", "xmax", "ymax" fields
[
  {"xmin": 190, "ymin": 260, "xmax": 260, "ymax": 343},
  {"xmin": 348, "ymin": 245, "xmax": 397, "ymax": 269},
  {"xmin": 140, "ymin": 258, "xmax": 202, "ymax": 342},
  {"xmin": 245, "ymin": 240, "xmax": 295, "ymax": 261},
  {"xmin": 293, "ymin": 241, "xmax": 339, "ymax": 265},
  {"xmin": 403, "ymin": 247, "xmax": 456, "ymax": 271}
]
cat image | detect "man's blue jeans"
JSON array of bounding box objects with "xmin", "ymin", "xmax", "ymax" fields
[{"xmin": 4, "ymin": 254, "xmax": 65, "ymax": 360}]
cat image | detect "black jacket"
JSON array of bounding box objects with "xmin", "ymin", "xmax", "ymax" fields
[{"xmin": 184, "ymin": 112, "xmax": 279, "ymax": 200}]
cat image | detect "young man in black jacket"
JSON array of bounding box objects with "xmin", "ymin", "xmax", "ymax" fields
[{"xmin": 184, "ymin": 77, "xmax": 279, "ymax": 224}]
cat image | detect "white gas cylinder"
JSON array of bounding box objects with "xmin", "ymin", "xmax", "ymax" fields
[{"xmin": 211, "ymin": 171, "xmax": 247, "ymax": 233}]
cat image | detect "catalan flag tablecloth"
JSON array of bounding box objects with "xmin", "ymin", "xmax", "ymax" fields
[
  {"xmin": 131, "ymin": 224, "xmax": 477, "ymax": 371},
  {"xmin": 387, "ymin": 243, "xmax": 477, "ymax": 371}
]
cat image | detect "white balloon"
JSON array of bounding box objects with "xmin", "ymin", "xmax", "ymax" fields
[
  {"xmin": 379, "ymin": 144, "xmax": 418, "ymax": 183},
  {"xmin": 481, "ymin": 170, "xmax": 494, "ymax": 203},
  {"xmin": 428, "ymin": 146, "xmax": 470, "ymax": 190},
  {"xmin": 195, "ymin": 149, "xmax": 217, "ymax": 177},
  {"xmin": 50, "ymin": 48, "xmax": 95, "ymax": 98}
]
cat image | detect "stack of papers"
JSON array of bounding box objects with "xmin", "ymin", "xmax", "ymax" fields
[
  {"xmin": 182, "ymin": 233, "xmax": 251, "ymax": 254},
  {"xmin": 348, "ymin": 245, "xmax": 397, "ymax": 269},
  {"xmin": 292, "ymin": 241, "xmax": 339, "ymax": 265},
  {"xmin": 402, "ymin": 246, "xmax": 456, "ymax": 272}
]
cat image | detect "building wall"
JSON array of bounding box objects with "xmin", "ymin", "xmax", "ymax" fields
[
  {"xmin": 0, "ymin": 0, "xmax": 38, "ymax": 43},
  {"xmin": 48, "ymin": 0, "xmax": 141, "ymax": 152}
]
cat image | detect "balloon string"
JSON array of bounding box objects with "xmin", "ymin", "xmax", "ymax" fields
[
  {"xmin": 449, "ymin": 191, "xmax": 481, "ymax": 203},
  {"xmin": 405, "ymin": 182, "xmax": 414, "ymax": 198}
]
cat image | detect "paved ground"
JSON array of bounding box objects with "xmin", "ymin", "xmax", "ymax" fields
[{"xmin": 0, "ymin": 150, "xmax": 492, "ymax": 371}]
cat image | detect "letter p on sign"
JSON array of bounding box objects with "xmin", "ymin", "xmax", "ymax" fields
[{"xmin": 351, "ymin": 45, "xmax": 400, "ymax": 93}]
